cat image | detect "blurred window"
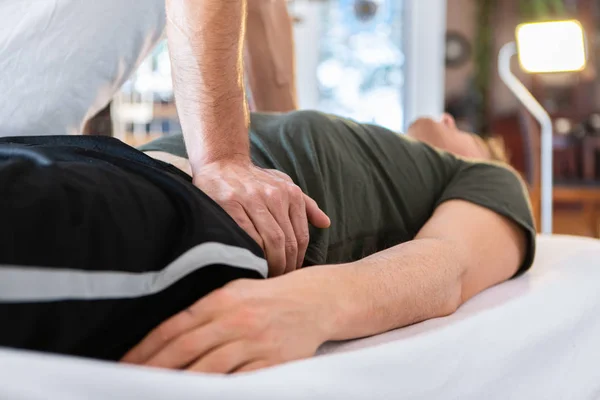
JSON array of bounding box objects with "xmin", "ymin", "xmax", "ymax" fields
[
  {"xmin": 113, "ymin": 0, "xmax": 406, "ymax": 145},
  {"xmin": 316, "ymin": 0, "xmax": 405, "ymax": 131}
]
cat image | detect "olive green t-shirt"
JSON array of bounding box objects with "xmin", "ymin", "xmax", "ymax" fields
[{"xmin": 139, "ymin": 111, "xmax": 536, "ymax": 275}]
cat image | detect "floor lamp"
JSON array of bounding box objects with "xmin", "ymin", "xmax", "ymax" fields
[{"xmin": 498, "ymin": 20, "xmax": 587, "ymax": 235}]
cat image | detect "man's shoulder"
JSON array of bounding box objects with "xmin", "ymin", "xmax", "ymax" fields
[{"xmin": 456, "ymin": 158, "xmax": 528, "ymax": 184}]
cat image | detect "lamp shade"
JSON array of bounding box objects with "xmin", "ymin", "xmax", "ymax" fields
[{"xmin": 516, "ymin": 20, "xmax": 587, "ymax": 73}]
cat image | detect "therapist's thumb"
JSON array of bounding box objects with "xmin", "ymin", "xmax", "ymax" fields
[{"xmin": 304, "ymin": 194, "xmax": 331, "ymax": 229}]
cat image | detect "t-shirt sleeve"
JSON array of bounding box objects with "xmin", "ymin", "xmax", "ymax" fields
[{"xmin": 435, "ymin": 160, "xmax": 536, "ymax": 277}]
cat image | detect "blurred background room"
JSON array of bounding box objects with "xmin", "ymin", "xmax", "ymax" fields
[{"xmin": 86, "ymin": 0, "xmax": 600, "ymax": 238}]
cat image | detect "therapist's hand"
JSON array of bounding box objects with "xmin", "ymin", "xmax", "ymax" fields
[
  {"xmin": 121, "ymin": 274, "xmax": 335, "ymax": 373},
  {"xmin": 193, "ymin": 157, "xmax": 330, "ymax": 276}
]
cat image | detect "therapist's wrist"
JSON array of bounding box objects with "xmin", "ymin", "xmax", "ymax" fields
[
  {"xmin": 181, "ymin": 99, "xmax": 251, "ymax": 172},
  {"xmin": 187, "ymin": 133, "xmax": 251, "ymax": 175},
  {"xmin": 191, "ymin": 148, "xmax": 251, "ymax": 171}
]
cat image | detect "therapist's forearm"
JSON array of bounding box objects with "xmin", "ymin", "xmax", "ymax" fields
[{"xmin": 166, "ymin": 0, "xmax": 250, "ymax": 171}]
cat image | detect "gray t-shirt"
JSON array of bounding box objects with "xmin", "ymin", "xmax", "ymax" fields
[{"xmin": 139, "ymin": 111, "xmax": 536, "ymax": 275}]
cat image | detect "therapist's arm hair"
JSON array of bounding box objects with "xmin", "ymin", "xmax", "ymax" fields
[
  {"xmin": 165, "ymin": 0, "xmax": 250, "ymax": 170},
  {"xmin": 304, "ymin": 199, "xmax": 527, "ymax": 341}
]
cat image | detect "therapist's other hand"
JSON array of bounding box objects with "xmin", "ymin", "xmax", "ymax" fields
[
  {"xmin": 193, "ymin": 157, "xmax": 330, "ymax": 276},
  {"xmin": 121, "ymin": 275, "xmax": 333, "ymax": 374}
]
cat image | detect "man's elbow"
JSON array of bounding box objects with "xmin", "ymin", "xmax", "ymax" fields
[
  {"xmin": 416, "ymin": 200, "xmax": 530, "ymax": 317},
  {"xmin": 424, "ymin": 238, "xmax": 467, "ymax": 319},
  {"xmin": 456, "ymin": 226, "xmax": 526, "ymax": 305},
  {"xmin": 430, "ymin": 235, "xmax": 515, "ymax": 317}
]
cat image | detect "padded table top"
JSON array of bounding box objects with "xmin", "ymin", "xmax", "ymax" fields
[{"xmin": 1, "ymin": 235, "xmax": 599, "ymax": 400}]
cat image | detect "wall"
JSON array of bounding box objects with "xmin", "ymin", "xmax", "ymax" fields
[
  {"xmin": 444, "ymin": 0, "xmax": 476, "ymax": 100},
  {"xmin": 445, "ymin": 0, "xmax": 523, "ymax": 116},
  {"xmin": 489, "ymin": 0, "xmax": 523, "ymax": 115}
]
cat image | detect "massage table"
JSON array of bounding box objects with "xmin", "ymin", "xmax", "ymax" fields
[{"xmin": 1, "ymin": 234, "xmax": 599, "ymax": 399}]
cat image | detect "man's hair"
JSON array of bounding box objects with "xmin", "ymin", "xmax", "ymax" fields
[{"xmin": 482, "ymin": 136, "xmax": 509, "ymax": 163}]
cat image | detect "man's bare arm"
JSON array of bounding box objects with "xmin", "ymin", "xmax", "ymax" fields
[
  {"xmin": 317, "ymin": 199, "xmax": 527, "ymax": 340},
  {"xmin": 166, "ymin": 0, "xmax": 249, "ymax": 167},
  {"xmin": 123, "ymin": 199, "xmax": 527, "ymax": 373}
]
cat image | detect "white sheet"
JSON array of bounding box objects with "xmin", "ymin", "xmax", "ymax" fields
[
  {"xmin": 1, "ymin": 235, "xmax": 600, "ymax": 400},
  {"xmin": 0, "ymin": 0, "xmax": 164, "ymax": 137}
]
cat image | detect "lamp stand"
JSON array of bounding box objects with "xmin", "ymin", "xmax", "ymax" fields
[{"xmin": 499, "ymin": 42, "xmax": 553, "ymax": 235}]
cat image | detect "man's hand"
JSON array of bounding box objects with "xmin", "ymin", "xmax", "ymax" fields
[
  {"xmin": 121, "ymin": 200, "xmax": 528, "ymax": 375},
  {"xmin": 194, "ymin": 158, "xmax": 330, "ymax": 276},
  {"xmin": 121, "ymin": 275, "xmax": 335, "ymax": 374}
]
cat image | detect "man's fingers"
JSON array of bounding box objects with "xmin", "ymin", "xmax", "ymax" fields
[
  {"xmin": 122, "ymin": 284, "xmax": 245, "ymax": 366},
  {"xmin": 288, "ymin": 186, "xmax": 309, "ymax": 269},
  {"xmin": 233, "ymin": 360, "xmax": 274, "ymax": 374},
  {"xmin": 187, "ymin": 341, "xmax": 260, "ymax": 374},
  {"xmin": 121, "ymin": 306, "xmax": 210, "ymax": 365},
  {"xmin": 303, "ymin": 194, "xmax": 330, "ymax": 229},
  {"xmin": 145, "ymin": 322, "xmax": 236, "ymax": 370}
]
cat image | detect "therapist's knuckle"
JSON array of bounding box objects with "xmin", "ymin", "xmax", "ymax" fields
[
  {"xmin": 285, "ymin": 237, "xmax": 298, "ymax": 252},
  {"xmin": 220, "ymin": 196, "xmax": 242, "ymax": 211},
  {"xmin": 217, "ymin": 188, "xmax": 237, "ymax": 201},
  {"xmin": 263, "ymin": 186, "xmax": 283, "ymax": 202},
  {"xmin": 287, "ymin": 184, "xmax": 303, "ymax": 199},
  {"xmin": 244, "ymin": 187, "xmax": 259, "ymax": 200},
  {"xmin": 268, "ymin": 229, "xmax": 285, "ymax": 246},
  {"xmin": 297, "ymin": 231, "xmax": 310, "ymax": 247},
  {"xmin": 262, "ymin": 185, "xmax": 276, "ymax": 197},
  {"xmin": 279, "ymin": 172, "xmax": 294, "ymax": 183}
]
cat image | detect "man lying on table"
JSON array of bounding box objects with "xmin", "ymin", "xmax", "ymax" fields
[{"xmin": 0, "ymin": 111, "xmax": 535, "ymax": 374}]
